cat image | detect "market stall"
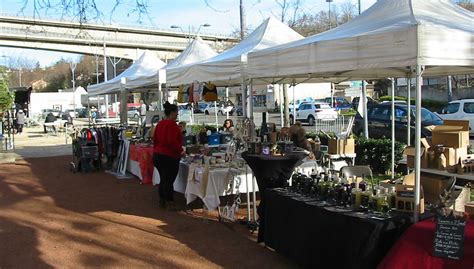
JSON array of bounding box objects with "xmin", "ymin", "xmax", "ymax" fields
[{"xmin": 245, "ymin": 0, "xmax": 474, "ymax": 267}]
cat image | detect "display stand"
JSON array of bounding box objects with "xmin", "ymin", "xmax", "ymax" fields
[{"xmin": 241, "ymin": 151, "xmax": 307, "ymax": 243}]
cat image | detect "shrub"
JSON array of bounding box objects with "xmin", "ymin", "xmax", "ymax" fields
[
  {"xmin": 355, "ymin": 137, "xmax": 405, "ymax": 174},
  {"xmin": 378, "ymin": 95, "xmax": 447, "ymax": 112}
]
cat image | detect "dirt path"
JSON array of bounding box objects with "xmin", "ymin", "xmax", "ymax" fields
[{"xmin": 0, "ymin": 156, "xmax": 296, "ymax": 269}]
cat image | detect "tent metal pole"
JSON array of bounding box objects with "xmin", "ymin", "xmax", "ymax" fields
[
  {"xmin": 447, "ymin": 75, "xmax": 453, "ymax": 102},
  {"xmin": 407, "ymin": 77, "xmax": 411, "ymax": 147},
  {"xmin": 87, "ymin": 97, "xmax": 91, "ymax": 125},
  {"xmin": 414, "ymin": 65, "xmax": 423, "ymax": 223},
  {"xmin": 214, "ymin": 101, "xmax": 218, "ymax": 128},
  {"xmin": 225, "ymin": 87, "xmax": 229, "ymax": 119},
  {"xmin": 105, "ymin": 95, "xmax": 109, "ymax": 118},
  {"xmin": 242, "ymin": 80, "xmax": 247, "ymax": 119},
  {"xmin": 362, "ymin": 81, "xmax": 369, "ymax": 138},
  {"xmin": 391, "ymin": 78, "xmax": 395, "ymax": 180},
  {"xmin": 292, "ymin": 84, "xmax": 296, "ymax": 123},
  {"xmin": 279, "ymin": 84, "xmax": 284, "ymax": 128},
  {"xmin": 249, "ymin": 79, "xmax": 254, "ymax": 122}
]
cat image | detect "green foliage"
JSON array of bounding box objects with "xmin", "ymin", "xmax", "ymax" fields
[
  {"xmin": 378, "ymin": 95, "xmax": 447, "ymax": 112},
  {"xmin": 379, "ymin": 95, "xmax": 408, "ymax": 102},
  {"xmin": 189, "ymin": 124, "xmax": 217, "ymax": 135},
  {"xmin": 355, "ymin": 137, "xmax": 405, "ymax": 174},
  {"xmin": 0, "ymin": 68, "xmax": 14, "ymax": 114}
]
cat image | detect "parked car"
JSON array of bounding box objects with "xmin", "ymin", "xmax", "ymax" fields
[
  {"xmin": 290, "ymin": 102, "xmax": 337, "ymax": 125},
  {"xmin": 41, "ymin": 109, "xmax": 61, "ymax": 118},
  {"xmin": 193, "ymin": 102, "xmax": 209, "ymax": 114},
  {"xmin": 62, "ymin": 109, "xmax": 77, "ymax": 118},
  {"xmin": 127, "ymin": 107, "xmax": 140, "ymax": 119},
  {"xmin": 324, "ymin": 97, "xmax": 352, "ymax": 111},
  {"xmin": 436, "ymin": 99, "xmax": 474, "ymax": 134},
  {"xmin": 351, "ymin": 96, "xmax": 378, "ymax": 110},
  {"xmin": 76, "ymin": 108, "xmax": 88, "ymax": 118},
  {"xmin": 204, "ymin": 102, "xmax": 234, "ymax": 116},
  {"xmin": 352, "ymin": 103, "xmax": 443, "ymax": 143}
]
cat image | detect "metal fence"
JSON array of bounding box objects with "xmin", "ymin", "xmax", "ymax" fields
[{"xmin": 313, "ymin": 115, "xmax": 354, "ymax": 135}]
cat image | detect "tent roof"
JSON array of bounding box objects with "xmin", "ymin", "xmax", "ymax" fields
[
  {"xmin": 248, "ymin": 0, "xmax": 474, "ymax": 84},
  {"xmin": 88, "ymin": 50, "xmax": 166, "ymax": 96},
  {"xmin": 165, "ymin": 37, "xmax": 217, "ymax": 69},
  {"xmin": 166, "ymin": 17, "xmax": 303, "ymax": 86}
]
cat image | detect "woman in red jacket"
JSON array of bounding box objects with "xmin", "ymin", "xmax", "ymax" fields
[{"xmin": 153, "ymin": 102, "xmax": 185, "ymax": 208}]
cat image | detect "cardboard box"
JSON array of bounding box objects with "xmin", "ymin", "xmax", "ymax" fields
[
  {"xmin": 343, "ymin": 138, "xmax": 355, "ymax": 154},
  {"xmin": 395, "ymin": 184, "xmax": 425, "ymax": 214},
  {"xmin": 431, "ymin": 120, "xmax": 470, "ymax": 148},
  {"xmin": 328, "ymin": 138, "xmax": 355, "ymax": 155},
  {"xmin": 328, "ymin": 138, "xmax": 339, "ymax": 154},
  {"xmin": 404, "ymin": 147, "xmax": 426, "ymax": 168},
  {"xmin": 420, "ymin": 174, "xmax": 452, "ymax": 203}
]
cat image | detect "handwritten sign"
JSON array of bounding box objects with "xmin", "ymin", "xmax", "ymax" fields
[{"xmin": 432, "ymin": 215, "xmax": 466, "ymax": 260}]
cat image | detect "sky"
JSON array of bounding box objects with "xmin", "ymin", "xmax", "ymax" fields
[{"xmin": 0, "ymin": 0, "xmax": 376, "ymax": 67}]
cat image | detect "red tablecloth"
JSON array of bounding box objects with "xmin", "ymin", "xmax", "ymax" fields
[
  {"xmin": 378, "ymin": 218, "xmax": 474, "ymax": 269},
  {"xmin": 129, "ymin": 144, "xmax": 154, "ymax": 184}
]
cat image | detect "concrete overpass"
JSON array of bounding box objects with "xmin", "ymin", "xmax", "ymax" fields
[{"xmin": 0, "ymin": 14, "xmax": 238, "ymax": 61}]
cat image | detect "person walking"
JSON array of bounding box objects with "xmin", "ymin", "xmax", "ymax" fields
[
  {"xmin": 153, "ymin": 102, "xmax": 185, "ymax": 209},
  {"xmin": 16, "ymin": 109, "xmax": 26, "ymax": 135},
  {"xmin": 44, "ymin": 112, "xmax": 57, "ymax": 133}
]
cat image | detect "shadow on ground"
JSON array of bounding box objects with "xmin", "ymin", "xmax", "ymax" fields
[{"xmin": 0, "ymin": 156, "xmax": 297, "ymax": 268}]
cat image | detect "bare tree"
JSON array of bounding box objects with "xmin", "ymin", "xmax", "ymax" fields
[
  {"xmin": 18, "ymin": 0, "xmax": 151, "ymax": 24},
  {"xmin": 274, "ymin": 0, "xmax": 303, "ymax": 24},
  {"xmin": 455, "ymin": 0, "xmax": 474, "ymax": 11},
  {"xmin": 339, "ymin": 1, "xmax": 356, "ymax": 24}
]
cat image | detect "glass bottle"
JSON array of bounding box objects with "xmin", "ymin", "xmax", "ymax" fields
[
  {"xmin": 388, "ymin": 186, "xmax": 397, "ymax": 209},
  {"xmin": 351, "ymin": 185, "xmax": 362, "ymax": 210},
  {"xmin": 360, "ymin": 185, "xmax": 372, "ymax": 210}
]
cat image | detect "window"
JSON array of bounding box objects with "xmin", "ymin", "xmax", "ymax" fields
[
  {"xmin": 370, "ymin": 106, "xmax": 390, "ymax": 120},
  {"xmin": 418, "ymin": 108, "xmax": 442, "ymax": 122},
  {"xmin": 314, "ymin": 104, "xmax": 321, "ymax": 109},
  {"xmin": 395, "ymin": 107, "xmax": 408, "ymax": 120},
  {"xmin": 444, "ymin": 103, "xmax": 460, "ymax": 114},
  {"xmin": 463, "ymin": 102, "xmax": 474, "ymax": 114}
]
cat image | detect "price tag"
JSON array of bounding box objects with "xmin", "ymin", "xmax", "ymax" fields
[{"xmin": 432, "ymin": 215, "xmax": 466, "ymax": 260}]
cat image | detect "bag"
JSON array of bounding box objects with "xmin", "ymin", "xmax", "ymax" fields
[{"xmin": 202, "ymin": 82, "xmax": 218, "ymax": 102}]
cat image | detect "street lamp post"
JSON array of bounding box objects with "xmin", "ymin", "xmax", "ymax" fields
[
  {"xmin": 70, "ymin": 61, "xmax": 77, "ymax": 113},
  {"xmin": 326, "ymin": 0, "xmax": 333, "ymax": 29},
  {"xmin": 170, "ymin": 23, "xmax": 211, "ymax": 42}
]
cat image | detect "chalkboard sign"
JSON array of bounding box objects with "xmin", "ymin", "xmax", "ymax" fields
[{"xmin": 432, "ymin": 215, "xmax": 466, "ymax": 260}]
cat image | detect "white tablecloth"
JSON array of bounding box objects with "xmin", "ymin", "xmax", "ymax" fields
[
  {"xmin": 185, "ymin": 167, "xmax": 256, "ymax": 211},
  {"xmin": 128, "ymin": 157, "xmax": 317, "ymax": 211},
  {"xmin": 127, "ymin": 159, "xmax": 189, "ymax": 193}
]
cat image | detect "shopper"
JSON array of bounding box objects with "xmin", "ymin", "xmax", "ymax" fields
[
  {"xmin": 16, "ymin": 109, "xmax": 26, "ymax": 135},
  {"xmin": 178, "ymin": 121, "xmax": 187, "ymax": 135},
  {"xmin": 44, "ymin": 112, "xmax": 57, "ymax": 133},
  {"xmin": 153, "ymin": 102, "xmax": 185, "ymax": 209},
  {"xmin": 221, "ymin": 119, "xmax": 234, "ymax": 133}
]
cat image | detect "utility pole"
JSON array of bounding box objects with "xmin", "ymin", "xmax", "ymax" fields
[{"xmin": 240, "ymin": 0, "xmax": 246, "ymax": 39}]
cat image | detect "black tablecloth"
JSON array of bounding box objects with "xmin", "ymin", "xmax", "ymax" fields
[
  {"xmin": 241, "ymin": 151, "xmax": 307, "ymax": 242},
  {"xmin": 265, "ymin": 188, "xmax": 411, "ymax": 269}
]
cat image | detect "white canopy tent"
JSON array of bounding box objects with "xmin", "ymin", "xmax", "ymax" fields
[
  {"xmin": 248, "ymin": 0, "xmax": 473, "ymax": 83},
  {"xmin": 165, "ymin": 36, "xmax": 218, "ymax": 70},
  {"xmin": 248, "ymin": 0, "xmax": 474, "ymax": 222},
  {"xmin": 87, "ymin": 50, "xmax": 167, "ymax": 96},
  {"xmin": 165, "ymin": 17, "xmax": 303, "ymax": 87}
]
